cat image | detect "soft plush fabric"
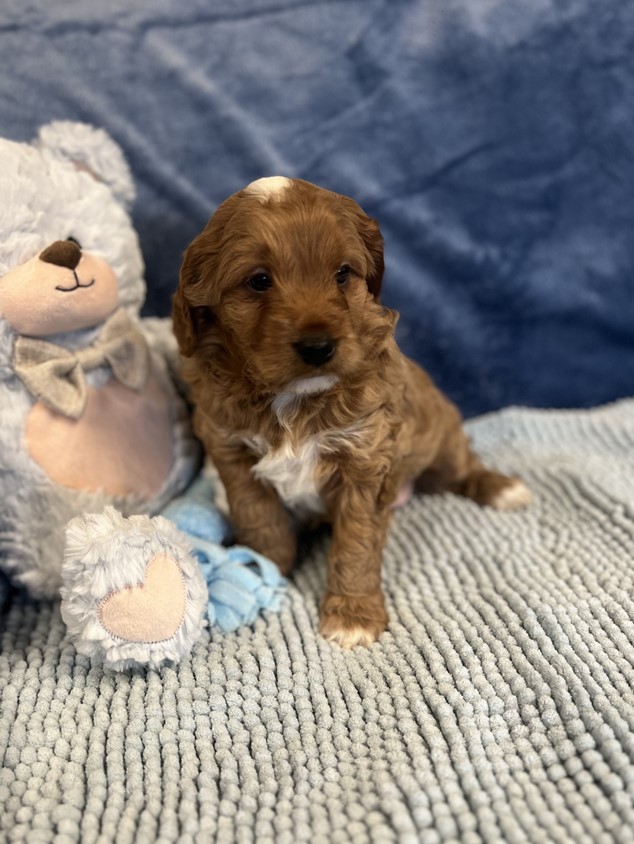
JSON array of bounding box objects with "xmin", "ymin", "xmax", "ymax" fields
[
  {"xmin": 0, "ymin": 125, "xmax": 199, "ymax": 598},
  {"xmin": 60, "ymin": 477, "xmax": 287, "ymax": 670},
  {"xmin": 1, "ymin": 1, "xmax": 633, "ymax": 416},
  {"xmin": 2, "ymin": 398, "xmax": 634, "ymax": 842}
]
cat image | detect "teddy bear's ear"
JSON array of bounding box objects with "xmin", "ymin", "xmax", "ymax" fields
[{"xmin": 35, "ymin": 121, "xmax": 136, "ymax": 209}]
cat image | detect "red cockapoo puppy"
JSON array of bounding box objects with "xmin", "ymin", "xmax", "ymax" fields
[{"xmin": 173, "ymin": 177, "xmax": 531, "ymax": 647}]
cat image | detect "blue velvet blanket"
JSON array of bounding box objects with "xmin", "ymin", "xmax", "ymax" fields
[{"xmin": 2, "ymin": 0, "xmax": 633, "ymax": 416}]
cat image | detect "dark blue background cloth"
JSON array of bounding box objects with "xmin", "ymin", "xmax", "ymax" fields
[{"xmin": 1, "ymin": 0, "xmax": 633, "ymax": 416}]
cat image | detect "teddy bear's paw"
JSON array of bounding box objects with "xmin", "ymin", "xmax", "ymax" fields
[
  {"xmin": 98, "ymin": 552, "xmax": 186, "ymax": 642},
  {"xmin": 61, "ymin": 507, "xmax": 208, "ymax": 671}
]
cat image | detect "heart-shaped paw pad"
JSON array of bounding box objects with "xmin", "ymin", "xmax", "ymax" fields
[{"xmin": 98, "ymin": 553, "xmax": 186, "ymax": 643}]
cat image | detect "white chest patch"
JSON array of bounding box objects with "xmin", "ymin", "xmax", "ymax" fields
[
  {"xmin": 250, "ymin": 437, "xmax": 325, "ymax": 520},
  {"xmin": 244, "ymin": 176, "xmax": 292, "ymax": 203},
  {"xmin": 272, "ymin": 375, "xmax": 340, "ymax": 429}
]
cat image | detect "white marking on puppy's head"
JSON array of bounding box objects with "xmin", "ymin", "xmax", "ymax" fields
[{"xmin": 244, "ymin": 176, "xmax": 292, "ymax": 203}]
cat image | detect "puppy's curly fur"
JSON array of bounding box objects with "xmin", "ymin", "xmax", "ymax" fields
[{"xmin": 173, "ymin": 177, "xmax": 531, "ymax": 648}]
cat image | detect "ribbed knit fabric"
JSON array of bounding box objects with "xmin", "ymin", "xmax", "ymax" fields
[{"xmin": 2, "ymin": 399, "xmax": 634, "ymax": 843}]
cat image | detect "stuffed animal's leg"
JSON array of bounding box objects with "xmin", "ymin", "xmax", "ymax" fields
[{"xmin": 61, "ymin": 508, "xmax": 208, "ymax": 671}]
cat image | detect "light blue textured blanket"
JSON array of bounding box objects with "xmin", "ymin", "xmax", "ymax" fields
[{"xmin": 2, "ymin": 398, "xmax": 634, "ymax": 842}]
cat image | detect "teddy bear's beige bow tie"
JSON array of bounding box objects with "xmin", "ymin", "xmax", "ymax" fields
[{"xmin": 13, "ymin": 308, "xmax": 151, "ymax": 419}]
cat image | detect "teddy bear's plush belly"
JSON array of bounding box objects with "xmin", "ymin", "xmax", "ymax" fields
[{"xmin": 25, "ymin": 377, "xmax": 173, "ymax": 499}]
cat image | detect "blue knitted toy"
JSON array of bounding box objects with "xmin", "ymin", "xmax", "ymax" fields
[
  {"xmin": 61, "ymin": 474, "xmax": 287, "ymax": 671},
  {"xmin": 162, "ymin": 477, "xmax": 286, "ymax": 633}
]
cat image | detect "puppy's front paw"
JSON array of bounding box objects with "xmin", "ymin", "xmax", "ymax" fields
[{"xmin": 319, "ymin": 593, "xmax": 388, "ymax": 648}]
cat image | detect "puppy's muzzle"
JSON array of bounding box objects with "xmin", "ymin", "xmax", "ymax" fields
[{"xmin": 293, "ymin": 334, "xmax": 337, "ymax": 367}]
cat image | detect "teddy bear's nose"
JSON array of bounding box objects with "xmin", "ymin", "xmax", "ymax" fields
[{"xmin": 40, "ymin": 240, "xmax": 82, "ymax": 271}]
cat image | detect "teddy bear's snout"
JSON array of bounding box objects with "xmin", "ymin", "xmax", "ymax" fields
[{"xmin": 40, "ymin": 239, "xmax": 82, "ymax": 271}]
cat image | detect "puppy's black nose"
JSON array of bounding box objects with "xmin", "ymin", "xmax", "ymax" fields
[{"xmin": 293, "ymin": 334, "xmax": 337, "ymax": 367}]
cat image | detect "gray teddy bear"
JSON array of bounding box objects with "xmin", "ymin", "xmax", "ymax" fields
[
  {"xmin": 0, "ymin": 121, "xmax": 202, "ymax": 599},
  {"xmin": 0, "ymin": 122, "xmax": 285, "ymax": 671}
]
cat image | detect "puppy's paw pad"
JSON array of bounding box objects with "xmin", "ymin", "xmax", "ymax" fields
[{"xmin": 490, "ymin": 478, "xmax": 533, "ymax": 511}]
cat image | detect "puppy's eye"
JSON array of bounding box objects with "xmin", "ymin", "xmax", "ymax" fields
[
  {"xmin": 336, "ymin": 265, "xmax": 350, "ymax": 285},
  {"xmin": 67, "ymin": 236, "xmax": 81, "ymax": 248},
  {"xmin": 247, "ymin": 272, "xmax": 272, "ymax": 292}
]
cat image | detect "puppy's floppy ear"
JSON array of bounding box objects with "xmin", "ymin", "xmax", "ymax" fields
[
  {"xmin": 171, "ymin": 286, "xmax": 197, "ymax": 358},
  {"xmin": 173, "ymin": 194, "xmax": 244, "ymax": 356},
  {"xmin": 340, "ymin": 196, "xmax": 385, "ymax": 299},
  {"xmin": 359, "ymin": 214, "xmax": 385, "ymax": 300},
  {"xmin": 172, "ymin": 241, "xmax": 213, "ymax": 358}
]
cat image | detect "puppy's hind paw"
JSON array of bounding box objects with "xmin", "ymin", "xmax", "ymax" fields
[
  {"xmin": 458, "ymin": 470, "xmax": 532, "ymax": 510},
  {"xmin": 489, "ymin": 478, "xmax": 533, "ymax": 511},
  {"xmin": 319, "ymin": 593, "xmax": 387, "ymax": 648}
]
